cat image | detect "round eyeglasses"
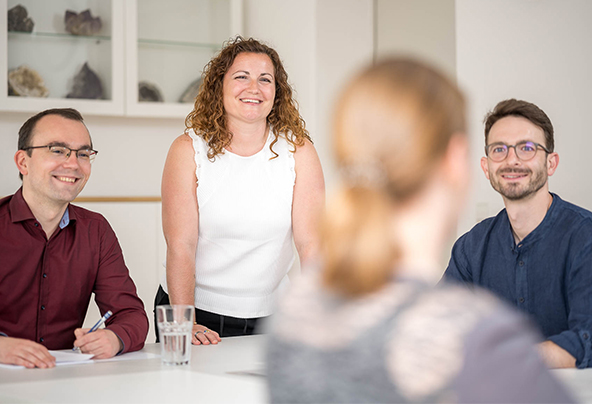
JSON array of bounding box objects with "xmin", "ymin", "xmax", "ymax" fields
[
  {"xmin": 485, "ymin": 141, "xmax": 549, "ymax": 162},
  {"xmin": 22, "ymin": 145, "xmax": 98, "ymax": 163}
]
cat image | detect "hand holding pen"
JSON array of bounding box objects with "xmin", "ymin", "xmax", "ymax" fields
[{"xmin": 73, "ymin": 310, "xmax": 112, "ymax": 352}]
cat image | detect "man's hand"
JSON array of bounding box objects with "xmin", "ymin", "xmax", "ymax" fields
[
  {"xmin": 73, "ymin": 328, "xmax": 122, "ymax": 359},
  {"xmin": 0, "ymin": 336, "xmax": 56, "ymax": 368},
  {"xmin": 538, "ymin": 340, "xmax": 576, "ymax": 368},
  {"xmin": 192, "ymin": 324, "xmax": 221, "ymax": 346}
]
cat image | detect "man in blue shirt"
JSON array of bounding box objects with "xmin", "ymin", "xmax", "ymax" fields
[{"xmin": 444, "ymin": 99, "xmax": 592, "ymax": 369}]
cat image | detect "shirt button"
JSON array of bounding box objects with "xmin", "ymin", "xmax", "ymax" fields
[
  {"xmin": 34, "ymin": 223, "xmax": 39, "ymax": 227},
  {"xmin": 40, "ymin": 338, "xmax": 44, "ymax": 342},
  {"xmin": 519, "ymin": 298, "xmax": 525, "ymax": 303},
  {"xmin": 519, "ymin": 261, "xmax": 524, "ymax": 266},
  {"xmin": 41, "ymin": 305, "xmax": 46, "ymax": 310},
  {"xmin": 43, "ymin": 273, "xmax": 47, "ymax": 278},
  {"xmin": 584, "ymin": 333, "xmax": 590, "ymax": 340}
]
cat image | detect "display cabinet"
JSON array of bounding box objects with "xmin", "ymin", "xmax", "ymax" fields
[
  {"xmin": 0, "ymin": 0, "xmax": 125, "ymax": 115},
  {"xmin": 0, "ymin": 0, "xmax": 242, "ymax": 117},
  {"xmin": 125, "ymin": 0, "xmax": 243, "ymax": 118}
]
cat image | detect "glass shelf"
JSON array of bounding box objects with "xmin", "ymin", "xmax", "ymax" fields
[
  {"xmin": 138, "ymin": 37, "xmax": 220, "ymax": 50},
  {"xmin": 1, "ymin": 0, "xmax": 241, "ymax": 117},
  {"xmin": 125, "ymin": 0, "xmax": 243, "ymax": 117},
  {"xmin": 1, "ymin": 0, "xmax": 124, "ymax": 115},
  {"xmin": 8, "ymin": 31, "xmax": 111, "ymax": 42}
]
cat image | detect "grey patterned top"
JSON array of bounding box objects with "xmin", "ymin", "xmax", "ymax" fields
[{"xmin": 266, "ymin": 271, "xmax": 574, "ymax": 403}]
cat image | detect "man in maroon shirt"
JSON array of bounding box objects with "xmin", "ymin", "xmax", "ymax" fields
[{"xmin": 0, "ymin": 108, "xmax": 149, "ymax": 368}]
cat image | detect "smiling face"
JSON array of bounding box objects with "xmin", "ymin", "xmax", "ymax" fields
[
  {"xmin": 15, "ymin": 114, "xmax": 92, "ymax": 209},
  {"xmin": 481, "ymin": 116, "xmax": 558, "ymax": 201},
  {"xmin": 222, "ymin": 52, "xmax": 276, "ymax": 127}
]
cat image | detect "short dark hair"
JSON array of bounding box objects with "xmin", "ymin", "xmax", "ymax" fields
[
  {"xmin": 484, "ymin": 99, "xmax": 554, "ymax": 152},
  {"xmin": 17, "ymin": 108, "xmax": 89, "ymax": 180}
]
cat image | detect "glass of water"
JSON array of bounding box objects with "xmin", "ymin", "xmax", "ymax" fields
[{"xmin": 156, "ymin": 305, "xmax": 194, "ymax": 365}]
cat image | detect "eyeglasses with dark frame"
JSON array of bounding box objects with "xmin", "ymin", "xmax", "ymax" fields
[
  {"xmin": 22, "ymin": 145, "xmax": 99, "ymax": 163},
  {"xmin": 485, "ymin": 141, "xmax": 550, "ymax": 162}
]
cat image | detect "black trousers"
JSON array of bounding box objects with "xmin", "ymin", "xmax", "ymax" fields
[{"xmin": 154, "ymin": 285, "xmax": 268, "ymax": 342}]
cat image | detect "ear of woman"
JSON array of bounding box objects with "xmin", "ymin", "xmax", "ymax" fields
[{"xmin": 440, "ymin": 132, "xmax": 470, "ymax": 194}]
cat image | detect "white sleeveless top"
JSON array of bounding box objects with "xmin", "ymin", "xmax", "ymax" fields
[{"xmin": 164, "ymin": 128, "xmax": 296, "ymax": 318}]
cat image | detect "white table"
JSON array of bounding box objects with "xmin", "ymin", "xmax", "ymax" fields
[
  {"xmin": 0, "ymin": 335, "xmax": 268, "ymax": 404},
  {"xmin": 1, "ymin": 334, "xmax": 591, "ymax": 403},
  {"xmin": 552, "ymin": 368, "xmax": 592, "ymax": 403}
]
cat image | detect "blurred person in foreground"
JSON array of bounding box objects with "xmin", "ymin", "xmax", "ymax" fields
[
  {"xmin": 156, "ymin": 36, "xmax": 324, "ymax": 345},
  {"xmin": 266, "ymin": 59, "xmax": 573, "ymax": 403}
]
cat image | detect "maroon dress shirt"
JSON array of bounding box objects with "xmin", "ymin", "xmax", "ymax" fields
[{"xmin": 0, "ymin": 188, "xmax": 149, "ymax": 352}]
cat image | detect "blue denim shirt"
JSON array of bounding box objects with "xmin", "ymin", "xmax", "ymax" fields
[{"xmin": 444, "ymin": 193, "xmax": 592, "ymax": 368}]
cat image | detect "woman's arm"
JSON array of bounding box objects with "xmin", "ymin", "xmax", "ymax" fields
[
  {"xmin": 162, "ymin": 134, "xmax": 199, "ymax": 306},
  {"xmin": 162, "ymin": 134, "xmax": 221, "ymax": 345},
  {"xmin": 292, "ymin": 140, "xmax": 325, "ymax": 266}
]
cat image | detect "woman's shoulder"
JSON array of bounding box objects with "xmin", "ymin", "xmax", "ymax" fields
[
  {"xmin": 167, "ymin": 132, "xmax": 194, "ymax": 156},
  {"xmin": 170, "ymin": 130, "xmax": 209, "ymax": 155},
  {"xmin": 292, "ymin": 137, "xmax": 315, "ymax": 156},
  {"xmin": 279, "ymin": 134, "xmax": 319, "ymax": 172}
]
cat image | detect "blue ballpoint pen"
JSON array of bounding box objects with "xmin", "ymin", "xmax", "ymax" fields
[{"xmin": 72, "ymin": 310, "xmax": 113, "ymax": 351}]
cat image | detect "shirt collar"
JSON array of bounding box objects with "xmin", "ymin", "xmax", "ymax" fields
[
  {"xmin": 8, "ymin": 187, "xmax": 35, "ymax": 223},
  {"xmin": 509, "ymin": 192, "xmax": 560, "ymax": 249},
  {"xmin": 9, "ymin": 187, "xmax": 75, "ymax": 228},
  {"xmin": 59, "ymin": 208, "xmax": 70, "ymax": 229}
]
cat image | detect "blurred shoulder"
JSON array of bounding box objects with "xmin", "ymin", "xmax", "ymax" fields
[{"xmin": 384, "ymin": 284, "xmax": 511, "ymax": 400}]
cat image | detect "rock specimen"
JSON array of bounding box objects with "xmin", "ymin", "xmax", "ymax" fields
[
  {"xmin": 138, "ymin": 81, "xmax": 164, "ymax": 102},
  {"xmin": 7, "ymin": 65, "xmax": 49, "ymax": 97},
  {"xmin": 67, "ymin": 63, "xmax": 103, "ymax": 99},
  {"xmin": 65, "ymin": 9, "xmax": 102, "ymax": 36},
  {"xmin": 179, "ymin": 78, "xmax": 203, "ymax": 103},
  {"xmin": 8, "ymin": 4, "xmax": 34, "ymax": 32}
]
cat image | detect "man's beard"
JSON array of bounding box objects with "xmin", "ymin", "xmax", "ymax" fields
[{"xmin": 490, "ymin": 166, "xmax": 547, "ymax": 201}]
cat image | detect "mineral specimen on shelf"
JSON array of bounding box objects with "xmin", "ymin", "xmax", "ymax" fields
[
  {"xmin": 8, "ymin": 4, "xmax": 34, "ymax": 33},
  {"xmin": 138, "ymin": 81, "xmax": 164, "ymax": 102},
  {"xmin": 67, "ymin": 63, "xmax": 103, "ymax": 99},
  {"xmin": 65, "ymin": 9, "xmax": 102, "ymax": 36},
  {"xmin": 179, "ymin": 78, "xmax": 203, "ymax": 103},
  {"xmin": 7, "ymin": 65, "xmax": 49, "ymax": 98}
]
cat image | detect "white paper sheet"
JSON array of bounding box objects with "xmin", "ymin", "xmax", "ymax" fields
[
  {"xmin": 0, "ymin": 350, "xmax": 94, "ymax": 369},
  {"xmin": 95, "ymin": 351, "xmax": 159, "ymax": 362}
]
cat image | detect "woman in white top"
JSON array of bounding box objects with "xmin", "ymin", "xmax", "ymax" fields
[{"xmin": 157, "ymin": 37, "xmax": 324, "ymax": 345}]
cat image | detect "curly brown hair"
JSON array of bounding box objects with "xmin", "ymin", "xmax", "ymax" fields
[{"xmin": 185, "ymin": 36, "xmax": 311, "ymax": 160}]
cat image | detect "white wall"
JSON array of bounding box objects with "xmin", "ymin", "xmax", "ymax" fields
[
  {"xmin": 315, "ymin": 0, "xmax": 374, "ymax": 192},
  {"xmin": 375, "ymin": 0, "xmax": 456, "ymax": 79},
  {"xmin": 455, "ymin": 0, "xmax": 592, "ymax": 234}
]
